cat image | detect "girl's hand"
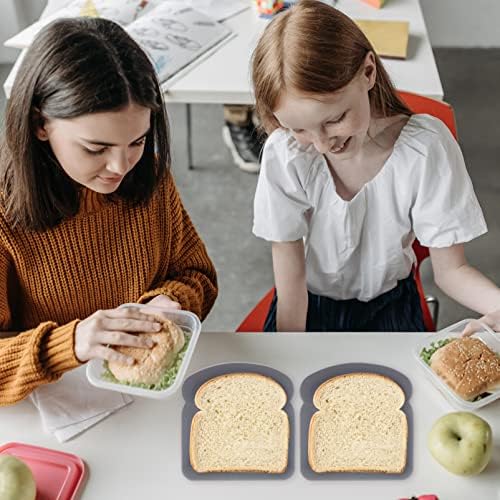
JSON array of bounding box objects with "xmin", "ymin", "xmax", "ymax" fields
[
  {"xmin": 144, "ymin": 294, "xmax": 181, "ymax": 311},
  {"xmin": 462, "ymin": 309, "xmax": 500, "ymax": 336},
  {"xmin": 74, "ymin": 308, "xmax": 163, "ymax": 364}
]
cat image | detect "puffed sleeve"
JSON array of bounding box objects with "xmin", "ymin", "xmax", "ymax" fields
[
  {"xmin": 253, "ymin": 129, "xmax": 312, "ymax": 242},
  {"xmin": 411, "ymin": 118, "xmax": 487, "ymax": 248}
]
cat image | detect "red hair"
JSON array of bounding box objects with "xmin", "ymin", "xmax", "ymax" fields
[{"xmin": 252, "ymin": 0, "xmax": 411, "ymax": 134}]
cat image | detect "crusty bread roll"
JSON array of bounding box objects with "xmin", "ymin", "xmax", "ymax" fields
[
  {"xmin": 308, "ymin": 373, "xmax": 408, "ymax": 474},
  {"xmin": 108, "ymin": 316, "xmax": 185, "ymax": 385},
  {"xmin": 190, "ymin": 373, "xmax": 289, "ymax": 474},
  {"xmin": 430, "ymin": 337, "xmax": 500, "ymax": 401}
]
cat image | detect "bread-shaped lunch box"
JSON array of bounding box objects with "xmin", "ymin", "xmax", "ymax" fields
[
  {"xmin": 190, "ymin": 372, "xmax": 289, "ymax": 474},
  {"xmin": 308, "ymin": 373, "xmax": 407, "ymax": 474}
]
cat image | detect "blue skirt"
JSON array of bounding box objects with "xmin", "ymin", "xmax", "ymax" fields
[{"xmin": 263, "ymin": 274, "xmax": 425, "ymax": 332}]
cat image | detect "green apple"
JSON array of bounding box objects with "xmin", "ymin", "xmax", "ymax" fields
[
  {"xmin": 0, "ymin": 455, "xmax": 36, "ymax": 500},
  {"xmin": 428, "ymin": 412, "xmax": 492, "ymax": 476}
]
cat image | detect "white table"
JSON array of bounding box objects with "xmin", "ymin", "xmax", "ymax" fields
[
  {"xmin": 166, "ymin": 0, "xmax": 444, "ymax": 104},
  {"xmin": 5, "ymin": 0, "xmax": 443, "ymax": 168},
  {"xmin": 1, "ymin": 332, "xmax": 498, "ymax": 499},
  {"xmin": 6, "ymin": 0, "xmax": 443, "ymax": 101},
  {"xmin": 165, "ymin": 0, "xmax": 444, "ymax": 167}
]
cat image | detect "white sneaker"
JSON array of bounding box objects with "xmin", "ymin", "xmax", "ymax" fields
[{"xmin": 222, "ymin": 121, "xmax": 265, "ymax": 174}]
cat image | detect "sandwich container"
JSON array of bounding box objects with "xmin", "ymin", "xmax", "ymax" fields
[
  {"xmin": 415, "ymin": 319, "xmax": 500, "ymax": 410},
  {"xmin": 86, "ymin": 304, "xmax": 201, "ymax": 399},
  {"xmin": 300, "ymin": 363, "xmax": 414, "ymax": 479},
  {"xmin": 181, "ymin": 363, "xmax": 295, "ymax": 480}
]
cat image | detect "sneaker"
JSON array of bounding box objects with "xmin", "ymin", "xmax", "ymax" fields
[{"xmin": 222, "ymin": 121, "xmax": 265, "ymax": 173}]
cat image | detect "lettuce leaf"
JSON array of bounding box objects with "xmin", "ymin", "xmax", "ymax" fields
[{"xmin": 419, "ymin": 337, "xmax": 453, "ymax": 365}]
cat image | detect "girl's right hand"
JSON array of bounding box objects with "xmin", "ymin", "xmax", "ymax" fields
[{"xmin": 74, "ymin": 308, "xmax": 163, "ymax": 364}]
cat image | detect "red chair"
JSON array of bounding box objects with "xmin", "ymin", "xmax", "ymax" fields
[{"xmin": 237, "ymin": 92, "xmax": 457, "ymax": 332}]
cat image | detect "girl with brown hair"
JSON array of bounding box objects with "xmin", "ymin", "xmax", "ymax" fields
[
  {"xmin": 252, "ymin": 0, "xmax": 500, "ymax": 332},
  {"xmin": 0, "ymin": 17, "xmax": 217, "ymax": 405}
]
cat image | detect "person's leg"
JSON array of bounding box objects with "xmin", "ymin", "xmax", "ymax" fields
[{"xmin": 222, "ymin": 105, "xmax": 265, "ymax": 173}]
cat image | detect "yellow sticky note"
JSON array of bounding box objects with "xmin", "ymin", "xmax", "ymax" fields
[
  {"xmin": 355, "ymin": 19, "xmax": 409, "ymax": 59},
  {"xmin": 80, "ymin": 0, "xmax": 99, "ymax": 17}
]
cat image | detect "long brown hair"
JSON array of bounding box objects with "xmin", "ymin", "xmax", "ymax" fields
[
  {"xmin": 252, "ymin": 0, "xmax": 411, "ymax": 134},
  {"xmin": 0, "ymin": 17, "xmax": 170, "ymax": 231}
]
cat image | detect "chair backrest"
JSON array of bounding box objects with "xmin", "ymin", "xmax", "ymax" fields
[
  {"xmin": 236, "ymin": 92, "xmax": 457, "ymax": 333},
  {"xmin": 398, "ymin": 91, "xmax": 457, "ymax": 139}
]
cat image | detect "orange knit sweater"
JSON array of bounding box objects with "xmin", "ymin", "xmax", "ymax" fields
[{"xmin": 0, "ymin": 171, "xmax": 217, "ymax": 406}]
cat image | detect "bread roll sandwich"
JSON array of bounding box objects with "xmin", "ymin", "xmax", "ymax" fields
[
  {"xmin": 429, "ymin": 337, "xmax": 500, "ymax": 401},
  {"xmin": 108, "ymin": 316, "xmax": 185, "ymax": 385},
  {"xmin": 308, "ymin": 373, "xmax": 408, "ymax": 474},
  {"xmin": 190, "ymin": 373, "xmax": 289, "ymax": 474}
]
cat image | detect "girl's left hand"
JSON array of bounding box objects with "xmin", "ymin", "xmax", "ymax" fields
[
  {"xmin": 462, "ymin": 309, "xmax": 500, "ymax": 336},
  {"xmin": 144, "ymin": 294, "xmax": 182, "ymax": 312}
]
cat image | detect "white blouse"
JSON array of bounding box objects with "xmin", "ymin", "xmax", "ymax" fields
[{"xmin": 253, "ymin": 114, "xmax": 487, "ymax": 302}]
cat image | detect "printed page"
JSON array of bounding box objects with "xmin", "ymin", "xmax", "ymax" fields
[
  {"xmin": 126, "ymin": 4, "xmax": 232, "ymax": 83},
  {"xmin": 4, "ymin": 0, "xmax": 167, "ymax": 49}
]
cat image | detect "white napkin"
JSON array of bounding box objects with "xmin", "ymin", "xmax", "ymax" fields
[{"xmin": 30, "ymin": 366, "xmax": 133, "ymax": 442}]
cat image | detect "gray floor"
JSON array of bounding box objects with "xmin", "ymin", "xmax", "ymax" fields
[{"xmin": 1, "ymin": 48, "xmax": 499, "ymax": 331}]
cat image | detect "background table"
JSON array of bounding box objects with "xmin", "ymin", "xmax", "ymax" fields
[
  {"xmin": 1, "ymin": 332, "xmax": 498, "ymax": 499},
  {"xmin": 5, "ymin": 0, "xmax": 444, "ymax": 168},
  {"xmin": 164, "ymin": 0, "xmax": 444, "ymax": 167},
  {"xmin": 166, "ymin": 0, "xmax": 444, "ymax": 104}
]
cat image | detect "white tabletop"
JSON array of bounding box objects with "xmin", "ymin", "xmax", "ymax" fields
[
  {"xmin": 5, "ymin": 0, "xmax": 443, "ymax": 102},
  {"xmin": 165, "ymin": 0, "xmax": 444, "ymax": 103},
  {"xmin": 1, "ymin": 332, "xmax": 498, "ymax": 499}
]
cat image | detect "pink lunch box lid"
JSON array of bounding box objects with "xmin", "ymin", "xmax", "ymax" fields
[{"xmin": 0, "ymin": 442, "xmax": 86, "ymax": 500}]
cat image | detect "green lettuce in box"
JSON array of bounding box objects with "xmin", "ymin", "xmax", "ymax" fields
[{"xmin": 419, "ymin": 338, "xmax": 453, "ymax": 365}]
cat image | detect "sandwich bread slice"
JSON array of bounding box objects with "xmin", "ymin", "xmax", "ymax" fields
[
  {"xmin": 190, "ymin": 372, "xmax": 289, "ymax": 473},
  {"xmin": 308, "ymin": 373, "xmax": 407, "ymax": 474}
]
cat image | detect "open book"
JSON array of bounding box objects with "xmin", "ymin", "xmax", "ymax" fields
[
  {"xmin": 126, "ymin": 4, "xmax": 232, "ymax": 83},
  {"xmin": 4, "ymin": 0, "xmax": 168, "ymax": 50},
  {"xmin": 4, "ymin": 0, "xmax": 233, "ymax": 85}
]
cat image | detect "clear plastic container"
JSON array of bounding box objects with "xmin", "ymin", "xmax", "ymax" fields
[
  {"xmin": 415, "ymin": 319, "xmax": 500, "ymax": 410},
  {"xmin": 86, "ymin": 305, "xmax": 201, "ymax": 399}
]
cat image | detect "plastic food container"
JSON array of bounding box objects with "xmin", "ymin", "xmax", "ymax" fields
[
  {"xmin": 86, "ymin": 305, "xmax": 201, "ymax": 399},
  {"xmin": 0, "ymin": 442, "xmax": 86, "ymax": 500},
  {"xmin": 415, "ymin": 319, "xmax": 500, "ymax": 410}
]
